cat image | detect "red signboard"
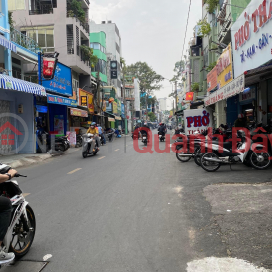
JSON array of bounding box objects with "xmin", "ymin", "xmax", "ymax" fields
[{"xmin": 207, "ymin": 66, "xmax": 217, "ymax": 92}]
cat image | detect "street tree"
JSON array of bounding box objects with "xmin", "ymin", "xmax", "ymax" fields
[
  {"xmin": 126, "ymin": 62, "xmax": 164, "ymax": 97},
  {"xmin": 148, "ymin": 112, "xmax": 157, "ymax": 122}
]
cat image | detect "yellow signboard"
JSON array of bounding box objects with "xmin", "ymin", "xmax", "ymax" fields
[
  {"xmin": 112, "ymin": 101, "xmax": 118, "ymax": 114},
  {"xmin": 170, "ymin": 110, "xmax": 173, "ymax": 116},
  {"xmin": 216, "ymin": 43, "xmax": 233, "ymax": 89}
]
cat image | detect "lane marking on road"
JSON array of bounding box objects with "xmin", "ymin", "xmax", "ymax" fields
[
  {"xmin": 67, "ymin": 168, "xmax": 82, "ymax": 174},
  {"xmin": 98, "ymin": 156, "xmax": 106, "ymax": 160},
  {"xmin": 22, "ymin": 193, "xmax": 30, "ymax": 197},
  {"xmin": 115, "ymin": 149, "xmax": 120, "ymax": 151}
]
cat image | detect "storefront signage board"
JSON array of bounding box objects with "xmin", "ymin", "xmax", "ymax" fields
[
  {"xmin": 204, "ymin": 74, "xmax": 245, "ymax": 106},
  {"xmin": 184, "ymin": 109, "xmax": 213, "ymax": 135},
  {"xmin": 231, "ymin": 0, "xmax": 272, "ymax": 77},
  {"xmin": 42, "ymin": 62, "xmax": 72, "ymax": 97},
  {"xmin": 207, "ymin": 66, "xmax": 218, "ymax": 92},
  {"xmin": 47, "ymin": 94, "xmax": 77, "ymax": 107}
]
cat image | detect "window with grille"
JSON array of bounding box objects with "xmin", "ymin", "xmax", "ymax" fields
[
  {"xmin": 66, "ymin": 25, "xmax": 74, "ymax": 54},
  {"xmin": 21, "ymin": 26, "xmax": 54, "ymax": 52}
]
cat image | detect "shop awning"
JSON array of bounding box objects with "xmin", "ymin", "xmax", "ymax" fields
[
  {"xmin": 69, "ymin": 108, "xmax": 88, "ymax": 118},
  {"xmin": 108, "ymin": 117, "xmax": 115, "ymax": 122},
  {"xmin": 244, "ymin": 63, "xmax": 272, "ymax": 86},
  {"xmin": 104, "ymin": 111, "xmax": 115, "ymax": 118},
  {"xmin": 175, "ymin": 109, "xmax": 185, "ymax": 116},
  {"xmin": 204, "ymin": 74, "xmax": 245, "ymax": 106},
  {"xmin": 0, "ymin": 74, "xmax": 46, "ymax": 96},
  {"xmin": 190, "ymin": 101, "xmax": 204, "ymax": 108}
]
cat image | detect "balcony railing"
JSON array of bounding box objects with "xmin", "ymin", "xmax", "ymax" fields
[
  {"xmin": 66, "ymin": 11, "xmax": 89, "ymax": 33},
  {"xmin": 29, "ymin": 4, "xmax": 54, "ymax": 15},
  {"xmin": 10, "ymin": 28, "xmax": 41, "ymax": 54},
  {"xmin": 78, "ymin": 46, "xmax": 91, "ymax": 67}
]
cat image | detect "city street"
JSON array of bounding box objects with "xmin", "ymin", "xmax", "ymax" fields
[{"xmin": 2, "ymin": 131, "xmax": 272, "ymax": 272}]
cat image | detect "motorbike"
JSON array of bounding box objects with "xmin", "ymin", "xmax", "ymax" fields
[
  {"xmin": 131, "ymin": 131, "xmax": 140, "ymax": 140},
  {"xmin": 0, "ymin": 164, "xmax": 35, "ymax": 267},
  {"xmin": 82, "ymin": 133, "xmax": 99, "ymax": 158},
  {"xmin": 158, "ymin": 132, "xmax": 165, "ymax": 142},
  {"xmin": 142, "ymin": 133, "xmax": 148, "ymax": 146},
  {"xmin": 76, "ymin": 134, "xmax": 83, "ymax": 148},
  {"xmin": 36, "ymin": 129, "xmax": 49, "ymax": 153},
  {"xmin": 200, "ymin": 130, "xmax": 271, "ymax": 172}
]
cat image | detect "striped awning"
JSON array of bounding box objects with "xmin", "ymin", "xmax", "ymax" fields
[{"xmin": 0, "ymin": 74, "xmax": 46, "ymax": 96}]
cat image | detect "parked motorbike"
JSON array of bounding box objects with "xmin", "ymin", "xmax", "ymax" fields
[
  {"xmin": 0, "ymin": 164, "xmax": 35, "ymax": 267},
  {"xmin": 82, "ymin": 133, "xmax": 99, "ymax": 158},
  {"xmin": 55, "ymin": 136, "xmax": 70, "ymax": 152},
  {"xmin": 76, "ymin": 134, "xmax": 83, "ymax": 148},
  {"xmin": 200, "ymin": 131, "xmax": 271, "ymax": 172},
  {"xmin": 36, "ymin": 129, "xmax": 49, "ymax": 153}
]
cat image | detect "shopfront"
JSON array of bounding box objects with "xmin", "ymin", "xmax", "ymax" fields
[
  {"xmin": 77, "ymin": 88, "xmax": 94, "ymax": 128},
  {"xmin": 231, "ymin": 0, "xmax": 272, "ymax": 125},
  {"xmin": 0, "ymin": 74, "xmax": 46, "ymax": 154},
  {"xmin": 42, "ymin": 62, "xmax": 74, "ymax": 135},
  {"xmin": 47, "ymin": 94, "xmax": 77, "ymax": 136},
  {"xmin": 204, "ymin": 74, "xmax": 245, "ymax": 127},
  {"xmin": 69, "ymin": 107, "xmax": 88, "ymax": 128}
]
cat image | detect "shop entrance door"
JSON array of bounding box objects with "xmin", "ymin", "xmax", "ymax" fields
[{"xmin": 0, "ymin": 100, "xmax": 12, "ymax": 154}]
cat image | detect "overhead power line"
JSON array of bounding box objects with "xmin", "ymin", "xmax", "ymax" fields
[{"xmin": 181, "ymin": 0, "xmax": 192, "ymax": 61}]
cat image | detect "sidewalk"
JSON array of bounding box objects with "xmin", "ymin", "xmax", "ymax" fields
[{"xmin": 0, "ymin": 148, "xmax": 79, "ymax": 168}]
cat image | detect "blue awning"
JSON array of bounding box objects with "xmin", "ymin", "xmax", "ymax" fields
[{"xmin": 0, "ymin": 74, "xmax": 46, "ymax": 96}]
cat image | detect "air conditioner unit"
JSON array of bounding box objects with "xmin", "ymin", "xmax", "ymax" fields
[{"xmin": 102, "ymin": 21, "xmax": 106, "ymax": 24}]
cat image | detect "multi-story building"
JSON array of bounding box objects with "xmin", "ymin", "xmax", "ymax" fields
[
  {"xmin": 158, "ymin": 98, "xmax": 167, "ymax": 112},
  {"xmin": 90, "ymin": 31, "xmax": 107, "ymax": 85},
  {"xmin": 9, "ymin": 0, "xmax": 92, "ymax": 92},
  {"xmin": 1, "ymin": 0, "xmax": 48, "ymax": 154},
  {"xmin": 89, "ymin": 21, "xmax": 122, "ymax": 98}
]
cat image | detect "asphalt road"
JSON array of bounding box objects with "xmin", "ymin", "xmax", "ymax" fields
[{"xmin": 3, "ymin": 130, "xmax": 272, "ymax": 272}]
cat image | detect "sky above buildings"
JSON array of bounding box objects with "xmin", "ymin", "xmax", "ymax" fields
[{"xmin": 89, "ymin": 0, "xmax": 202, "ymax": 99}]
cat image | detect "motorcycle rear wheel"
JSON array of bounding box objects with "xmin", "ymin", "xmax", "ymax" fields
[
  {"xmin": 82, "ymin": 152, "xmax": 87, "ymax": 158},
  {"xmin": 194, "ymin": 149, "xmax": 202, "ymax": 166},
  {"xmin": 200, "ymin": 153, "xmax": 221, "ymax": 172},
  {"xmin": 10, "ymin": 205, "xmax": 36, "ymax": 259},
  {"xmin": 176, "ymin": 151, "xmax": 191, "ymax": 162},
  {"xmin": 250, "ymin": 152, "xmax": 271, "ymax": 170}
]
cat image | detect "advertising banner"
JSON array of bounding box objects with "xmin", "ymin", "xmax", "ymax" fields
[
  {"xmin": 78, "ymin": 88, "xmax": 94, "ymax": 114},
  {"xmin": 112, "ymin": 101, "xmax": 118, "ymax": 114},
  {"xmin": 204, "ymin": 74, "xmax": 245, "ymax": 106},
  {"xmin": 184, "ymin": 109, "xmax": 213, "ymax": 135},
  {"xmin": 66, "ymin": 131, "xmax": 76, "ymax": 145},
  {"xmin": 54, "ymin": 115, "xmax": 64, "ymax": 134},
  {"xmin": 42, "ymin": 62, "xmax": 73, "ymax": 97},
  {"xmin": 207, "ymin": 66, "xmax": 218, "ymax": 92},
  {"xmin": 216, "ymin": 43, "xmax": 233, "ymax": 89},
  {"xmin": 47, "ymin": 94, "xmax": 77, "ymax": 107},
  {"xmin": 231, "ymin": 0, "xmax": 272, "ymax": 77},
  {"xmin": 69, "ymin": 108, "xmax": 88, "ymax": 118}
]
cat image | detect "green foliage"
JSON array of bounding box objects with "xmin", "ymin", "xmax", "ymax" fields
[
  {"xmin": 120, "ymin": 57, "xmax": 126, "ymax": 69},
  {"xmin": 206, "ymin": 61, "xmax": 217, "ymax": 72},
  {"xmin": 206, "ymin": 0, "xmax": 219, "ymax": 13},
  {"xmin": 148, "ymin": 112, "xmax": 157, "ymax": 122},
  {"xmin": 126, "ymin": 62, "xmax": 163, "ymax": 96},
  {"xmin": 191, "ymin": 82, "xmax": 200, "ymax": 92},
  {"xmin": 80, "ymin": 45, "xmax": 98, "ymax": 67},
  {"xmin": 197, "ymin": 18, "xmax": 211, "ymax": 37},
  {"xmin": 68, "ymin": 0, "xmax": 86, "ymax": 23},
  {"xmin": 8, "ymin": 12, "xmax": 15, "ymax": 29}
]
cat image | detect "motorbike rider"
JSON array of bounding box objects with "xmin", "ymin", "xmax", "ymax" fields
[
  {"xmin": 86, "ymin": 122, "xmax": 100, "ymax": 151},
  {"xmin": 0, "ymin": 168, "xmax": 18, "ymax": 265},
  {"xmin": 140, "ymin": 122, "xmax": 151, "ymax": 141},
  {"xmin": 97, "ymin": 124, "xmax": 106, "ymax": 145},
  {"xmin": 158, "ymin": 123, "xmax": 166, "ymax": 137},
  {"xmin": 234, "ymin": 113, "xmax": 247, "ymax": 128}
]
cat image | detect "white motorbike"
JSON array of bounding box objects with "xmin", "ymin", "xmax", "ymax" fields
[
  {"xmin": 82, "ymin": 133, "xmax": 99, "ymax": 158},
  {"xmin": 0, "ymin": 164, "xmax": 35, "ymax": 268},
  {"xmin": 200, "ymin": 131, "xmax": 271, "ymax": 172}
]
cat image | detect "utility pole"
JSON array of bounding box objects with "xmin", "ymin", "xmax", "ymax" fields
[
  {"xmin": 121, "ymin": 66, "xmax": 127, "ymax": 135},
  {"xmin": 145, "ymin": 92, "xmax": 148, "ymax": 121},
  {"xmin": 175, "ymin": 81, "xmax": 178, "ymax": 126}
]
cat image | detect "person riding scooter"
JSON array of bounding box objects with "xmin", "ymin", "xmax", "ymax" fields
[
  {"xmin": 140, "ymin": 122, "xmax": 151, "ymax": 141},
  {"xmin": 87, "ymin": 122, "xmax": 100, "ymax": 151},
  {"xmin": 0, "ymin": 166, "xmax": 18, "ymax": 266}
]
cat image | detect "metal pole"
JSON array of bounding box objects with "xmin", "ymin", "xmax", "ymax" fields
[
  {"xmin": 146, "ymin": 92, "xmax": 148, "ymax": 121},
  {"xmin": 175, "ymin": 81, "xmax": 178, "ymax": 126},
  {"xmin": 122, "ymin": 70, "xmax": 127, "ymax": 135}
]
